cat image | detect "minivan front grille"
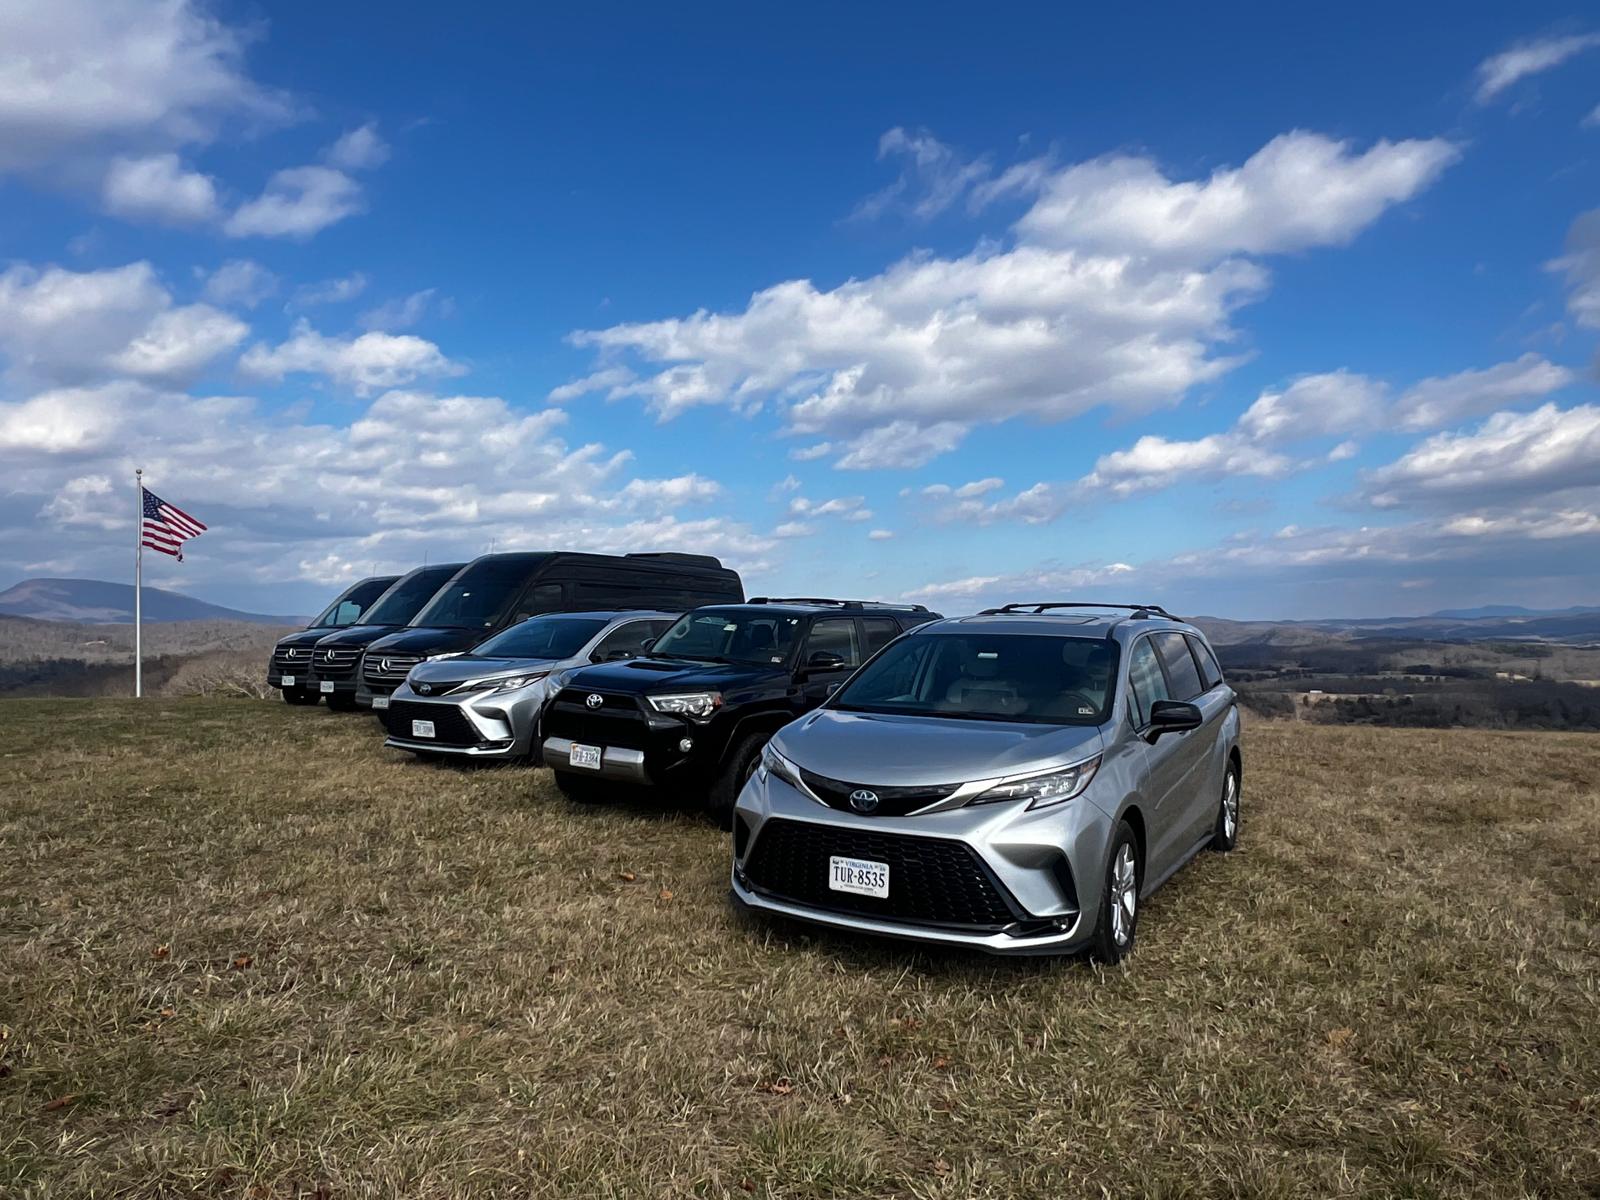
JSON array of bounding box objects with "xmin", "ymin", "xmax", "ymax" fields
[
  {"xmin": 383, "ymin": 699, "xmax": 482, "ymax": 747},
  {"xmin": 797, "ymin": 768, "xmax": 959, "ymax": 817},
  {"xmin": 742, "ymin": 818, "xmax": 1023, "ymax": 931}
]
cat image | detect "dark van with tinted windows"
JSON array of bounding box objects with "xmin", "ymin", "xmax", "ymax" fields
[
  {"xmin": 267, "ymin": 575, "xmax": 398, "ymax": 706},
  {"xmin": 300, "ymin": 562, "xmax": 464, "ymax": 710},
  {"xmin": 356, "ymin": 552, "xmax": 744, "ymax": 712}
]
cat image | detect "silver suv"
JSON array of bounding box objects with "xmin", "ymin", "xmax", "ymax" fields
[
  {"xmin": 730, "ymin": 603, "xmax": 1241, "ymax": 961},
  {"xmin": 381, "ymin": 611, "xmax": 679, "ymax": 761}
]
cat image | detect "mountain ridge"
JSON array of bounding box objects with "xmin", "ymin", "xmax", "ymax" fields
[{"xmin": 0, "ymin": 578, "xmax": 303, "ymax": 626}]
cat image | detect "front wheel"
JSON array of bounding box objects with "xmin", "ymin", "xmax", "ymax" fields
[
  {"xmin": 281, "ymin": 687, "xmax": 319, "ymax": 706},
  {"xmin": 1210, "ymin": 763, "xmax": 1240, "ymax": 852},
  {"xmin": 1089, "ymin": 821, "xmax": 1140, "ymax": 965},
  {"xmin": 708, "ymin": 732, "xmax": 767, "ymax": 828}
]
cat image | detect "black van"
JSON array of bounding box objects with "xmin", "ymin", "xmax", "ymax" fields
[
  {"xmin": 356, "ymin": 552, "xmax": 744, "ymax": 712},
  {"xmin": 267, "ymin": 575, "xmax": 399, "ymax": 706},
  {"xmin": 301, "ymin": 562, "xmax": 465, "ymax": 710}
]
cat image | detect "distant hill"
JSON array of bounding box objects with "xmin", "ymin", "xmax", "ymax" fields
[
  {"xmin": 1427, "ymin": 604, "xmax": 1600, "ymax": 620},
  {"xmin": 1193, "ymin": 607, "xmax": 1600, "ymax": 647},
  {"xmin": 0, "ymin": 578, "xmax": 301, "ymax": 625}
]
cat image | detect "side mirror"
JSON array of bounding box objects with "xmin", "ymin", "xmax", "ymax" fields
[
  {"xmin": 806, "ymin": 650, "xmax": 846, "ymax": 672},
  {"xmin": 1147, "ymin": 699, "xmax": 1202, "ymax": 739}
]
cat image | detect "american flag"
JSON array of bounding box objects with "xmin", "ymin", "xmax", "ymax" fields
[{"xmin": 141, "ymin": 487, "xmax": 207, "ymax": 561}]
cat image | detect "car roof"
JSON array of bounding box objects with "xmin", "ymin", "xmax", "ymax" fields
[
  {"xmin": 701, "ymin": 601, "xmax": 929, "ymax": 616},
  {"xmin": 519, "ymin": 610, "xmax": 681, "ymax": 621},
  {"xmin": 922, "ymin": 610, "xmax": 1209, "ymax": 641}
]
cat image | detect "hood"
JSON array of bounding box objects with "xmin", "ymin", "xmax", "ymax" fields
[
  {"xmin": 312, "ymin": 623, "xmax": 404, "ymax": 648},
  {"xmin": 563, "ymin": 655, "xmax": 785, "ymax": 696},
  {"xmin": 363, "ymin": 626, "xmax": 481, "ymax": 655},
  {"xmin": 276, "ymin": 628, "xmax": 333, "ymax": 649},
  {"xmin": 407, "ymin": 654, "xmax": 560, "ymax": 688},
  {"xmin": 774, "ymin": 708, "xmax": 1104, "ymax": 786}
]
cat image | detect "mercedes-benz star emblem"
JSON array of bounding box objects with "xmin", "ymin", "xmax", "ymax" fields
[
  {"xmin": 849, "ymin": 789, "xmax": 880, "ymax": 814},
  {"xmin": 324, "ymin": 649, "xmax": 335, "ymax": 660},
  {"xmin": 379, "ymin": 657, "xmax": 391, "ymax": 672},
  {"xmin": 585, "ymin": 693, "xmax": 604, "ymax": 709}
]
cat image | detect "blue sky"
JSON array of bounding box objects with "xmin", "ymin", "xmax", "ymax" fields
[{"xmin": 2, "ymin": 1, "xmax": 1598, "ymax": 619}]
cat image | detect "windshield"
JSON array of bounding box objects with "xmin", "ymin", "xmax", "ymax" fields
[
  {"xmin": 360, "ymin": 566, "xmax": 459, "ymax": 626},
  {"xmin": 830, "ymin": 633, "xmax": 1118, "ymax": 725},
  {"xmin": 473, "ymin": 615, "xmax": 608, "ymax": 660},
  {"xmin": 651, "ymin": 608, "xmax": 802, "ymax": 665},
  {"xmin": 410, "ymin": 558, "xmax": 535, "ymax": 629},
  {"xmin": 310, "ymin": 577, "xmax": 393, "ymax": 629}
]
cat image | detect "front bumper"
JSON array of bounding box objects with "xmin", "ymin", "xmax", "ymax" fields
[
  {"xmin": 380, "ymin": 684, "xmax": 545, "ymax": 761},
  {"xmin": 730, "ymin": 766, "xmax": 1109, "ymax": 956},
  {"xmin": 540, "ymin": 692, "xmax": 729, "ymax": 791}
]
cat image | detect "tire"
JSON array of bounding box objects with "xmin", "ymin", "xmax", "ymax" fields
[
  {"xmin": 708, "ymin": 732, "xmax": 768, "ymax": 828},
  {"xmin": 281, "ymin": 687, "xmax": 319, "ymax": 706},
  {"xmin": 1089, "ymin": 820, "xmax": 1141, "ymax": 965},
  {"xmin": 555, "ymin": 771, "xmax": 609, "ymax": 804},
  {"xmin": 325, "ymin": 693, "xmax": 358, "ymax": 712},
  {"xmin": 1210, "ymin": 762, "xmax": 1240, "ymax": 852}
]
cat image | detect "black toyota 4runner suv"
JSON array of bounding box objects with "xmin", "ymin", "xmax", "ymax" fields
[{"xmin": 541, "ymin": 598, "xmax": 939, "ymax": 819}]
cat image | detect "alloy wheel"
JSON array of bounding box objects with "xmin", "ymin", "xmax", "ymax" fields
[
  {"xmin": 1223, "ymin": 770, "xmax": 1239, "ymax": 841},
  {"xmin": 1110, "ymin": 843, "xmax": 1137, "ymax": 946}
]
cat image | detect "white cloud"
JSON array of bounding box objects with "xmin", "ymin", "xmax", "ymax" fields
[
  {"xmin": 854, "ymin": 127, "xmax": 1001, "ymax": 221},
  {"xmin": 546, "ymin": 366, "xmax": 636, "ymax": 403},
  {"xmin": 0, "ymin": 261, "xmax": 244, "ymax": 385},
  {"xmin": 240, "ymin": 321, "xmax": 463, "ymax": 395},
  {"xmin": 0, "ymin": 382, "xmax": 147, "ymax": 454},
  {"xmin": 202, "ymin": 260, "xmax": 277, "ymax": 309},
  {"xmin": 292, "ymin": 274, "xmax": 368, "ymax": 307},
  {"xmin": 564, "ymin": 130, "xmax": 1456, "ymax": 469},
  {"xmin": 0, "ymin": 0, "xmax": 287, "ymax": 173},
  {"xmin": 867, "ymin": 529, "xmax": 894, "ymax": 541},
  {"xmin": 1585, "ymin": 104, "xmax": 1600, "ymax": 128},
  {"xmin": 1083, "ymin": 433, "xmax": 1293, "ymax": 496},
  {"xmin": 1016, "ymin": 132, "xmax": 1459, "ymax": 262},
  {"xmin": 102, "ymin": 153, "xmax": 219, "ymax": 225},
  {"xmin": 1236, "ymin": 371, "xmax": 1387, "ymax": 443},
  {"xmin": 325, "ymin": 122, "xmax": 388, "ymax": 171},
  {"xmin": 226, "ymin": 165, "xmax": 363, "ymax": 239},
  {"xmin": 1391, "ymin": 353, "xmax": 1574, "ymax": 430},
  {"xmin": 1362, "ymin": 404, "xmax": 1600, "ymax": 508},
  {"xmin": 1475, "ymin": 32, "xmax": 1600, "ymax": 104},
  {"xmin": 773, "ymin": 521, "xmax": 815, "ymax": 539},
  {"xmin": 1551, "ymin": 208, "xmax": 1600, "ymax": 330},
  {"xmin": 358, "ymin": 289, "xmax": 439, "ymax": 331},
  {"xmin": 789, "ymin": 442, "xmax": 832, "ymax": 462}
]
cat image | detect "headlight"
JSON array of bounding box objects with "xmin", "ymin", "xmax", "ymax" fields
[
  {"xmin": 451, "ymin": 672, "xmax": 548, "ymax": 695},
  {"xmin": 968, "ymin": 755, "xmax": 1101, "ymax": 810},
  {"xmin": 759, "ymin": 742, "xmax": 805, "ymax": 790},
  {"xmin": 646, "ymin": 691, "xmax": 722, "ymax": 718}
]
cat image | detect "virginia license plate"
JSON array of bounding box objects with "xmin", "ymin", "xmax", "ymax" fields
[
  {"xmin": 320, "ymin": 681, "xmax": 335, "ymax": 694},
  {"xmin": 372, "ymin": 696, "xmax": 389, "ymax": 710},
  {"xmin": 829, "ymin": 855, "xmax": 890, "ymax": 899},
  {"xmin": 280, "ymin": 675, "xmax": 295, "ymax": 687},
  {"xmin": 569, "ymin": 743, "xmax": 602, "ymax": 770},
  {"xmin": 411, "ymin": 719, "xmax": 435, "ymax": 738}
]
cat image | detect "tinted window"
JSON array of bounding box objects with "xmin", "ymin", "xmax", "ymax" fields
[
  {"xmin": 1153, "ymin": 631, "xmax": 1204, "ymax": 702},
  {"xmin": 805, "ymin": 619, "xmax": 861, "ymax": 668},
  {"xmin": 361, "ymin": 566, "xmax": 459, "ymax": 626},
  {"xmin": 1188, "ymin": 634, "xmax": 1224, "ymax": 691},
  {"xmin": 590, "ymin": 619, "xmax": 669, "ymax": 662},
  {"xmin": 831, "ymin": 634, "xmax": 1117, "ymax": 725},
  {"xmin": 513, "ymin": 583, "xmax": 564, "ymax": 622},
  {"xmin": 310, "ymin": 577, "xmax": 393, "ymax": 628},
  {"xmin": 862, "ymin": 618, "xmax": 901, "ymax": 656},
  {"xmin": 1127, "ymin": 638, "xmax": 1170, "ymax": 726},
  {"xmin": 473, "ymin": 615, "xmax": 608, "ymax": 659},
  {"xmin": 653, "ymin": 608, "xmax": 801, "ymax": 665},
  {"xmin": 414, "ymin": 559, "xmax": 542, "ymax": 629}
]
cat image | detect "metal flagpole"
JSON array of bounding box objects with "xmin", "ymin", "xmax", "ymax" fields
[{"xmin": 135, "ymin": 467, "xmax": 143, "ymax": 699}]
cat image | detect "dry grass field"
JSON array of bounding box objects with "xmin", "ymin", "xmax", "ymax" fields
[{"xmin": 2, "ymin": 699, "xmax": 1597, "ymax": 1199}]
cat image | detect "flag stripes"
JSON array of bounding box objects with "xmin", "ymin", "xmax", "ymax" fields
[{"xmin": 141, "ymin": 487, "xmax": 207, "ymax": 561}]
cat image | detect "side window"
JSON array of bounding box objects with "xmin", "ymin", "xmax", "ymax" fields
[
  {"xmin": 1153, "ymin": 631, "xmax": 1204, "ymax": 702},
  {"xmin": 862, "ymin": 618, "xmax": 900, "ymax": 656},
  {"xmin": 1127, "ymin": 638, "xmax": 1170, "ymax": 726},
  {"xmin": 331, "ymin": 600, "xmax": 363, "ymax": 626},
  {"xmin": 591, "ymin": 620, "xmax": 660, "ymax": 662},
  {"xmin": 804, "ymin": 618, "xmax": 860, "ymax": 669},
  {"xmin": 1187, "ymin": 634, "xmax": 1224, "ymax": 691},
  {"xmin": 514, "ymin": 582, "xmax": 564, "ymax": 622}
]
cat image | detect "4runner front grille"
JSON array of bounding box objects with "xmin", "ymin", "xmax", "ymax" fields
[
  {"xmin": 743, "ymin": 818, "xmax": 1024, "ymax": 931},
  {"xmin": 544, "ymin": 689, "xmax": 653, "ymax": 750}
]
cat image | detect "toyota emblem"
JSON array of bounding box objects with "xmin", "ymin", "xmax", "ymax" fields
[
  {"xmin": 848, "ymin": 789, "xmax": 880, "ymax": 814},
  {"xmin": 585, "ymin": 693, "xmax": 604, "ymax": 709},
  {"xmin": 416, "ymin": 683, "xmax": 432, "ymax": 695}
]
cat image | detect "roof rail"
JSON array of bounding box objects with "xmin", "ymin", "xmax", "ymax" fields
[
  {"xmin": 746, "ymin": 596, "xmax": 930, "ymax": 613},
  {"xmin": 624, "ymin": 552, "xmax": 724, "ymax": 567},
  {"xmin": 977, "ymin": 601, "xmax": 1183, "ymax": 621}
]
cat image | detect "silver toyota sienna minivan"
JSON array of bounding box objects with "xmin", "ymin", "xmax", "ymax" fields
[{"xmin": 730, "ymin": 603, "xmax": 1241, "ymax": 962}]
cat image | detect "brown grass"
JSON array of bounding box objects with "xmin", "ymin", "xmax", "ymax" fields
[{"xmin": 1, "ymin": 699, "xmax": 1597, "ymax": 1198}]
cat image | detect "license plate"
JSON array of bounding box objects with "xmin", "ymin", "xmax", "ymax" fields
[
  {"xmin": 569, "ymin": 743, "xmax": 602, "ymax": 770},
  {"xmin": 411, "ymin": 719, "xmax": 435, "ymax": 738},
  {"xmin": 280, "ymin": 675, "xmax": 296, "ymax": 687},
  {"xmin": 372, "ymin": 696, "xmax": 390, "ymax": 710},
  {"xmin": 829, "ymin": 855, "xmax": 890, "ymax": 899},
  {"xmin": 320, "ymin": 681, "xmax": 335, "ymax": 694}
]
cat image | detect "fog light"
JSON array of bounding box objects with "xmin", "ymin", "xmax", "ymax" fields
[{"xmin": 678, "ymin": 738, "xmax": 694, "ymax": 752}]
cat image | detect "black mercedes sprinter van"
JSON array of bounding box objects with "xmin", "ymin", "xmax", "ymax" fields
[
  {"xmin": 355, "ymin": 552, "xmax": 743, "ymax": 711},
  {"xmin": 267, "ymin": 575, "xmax": 399, "ymax": 706},
  {"xmin": 301, "ymin": 561, "xmax": 465, "ymax": 710}
]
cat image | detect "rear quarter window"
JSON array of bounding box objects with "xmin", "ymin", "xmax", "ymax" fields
[{"xmin": 1187, "ymin": 634, "xmax": 1224, "ymax": 691}]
